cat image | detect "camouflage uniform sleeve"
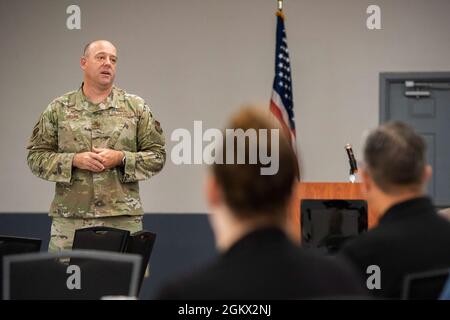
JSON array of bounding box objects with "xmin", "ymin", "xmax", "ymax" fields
[
  {"xmin": 26, "ymin": 103, "xmax": 75, "ymax": 183},
  {"xmin": 120, "ymin": 102, "xmax": 166, "ymax": 183}
]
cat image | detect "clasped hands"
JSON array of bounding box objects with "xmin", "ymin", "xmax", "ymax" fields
[{"xmin": 73, "ymin": 147, "xmax": 124, "ymax": 172}]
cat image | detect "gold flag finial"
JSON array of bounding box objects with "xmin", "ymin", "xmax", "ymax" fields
[{"xmin": 277, "ymin": 0, "xmax": 283, "ymax": 11}]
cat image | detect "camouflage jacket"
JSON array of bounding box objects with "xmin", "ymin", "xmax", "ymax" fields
[{"xmin": 27, "ymin": 86, "xmax": 166, "ymax": 218}]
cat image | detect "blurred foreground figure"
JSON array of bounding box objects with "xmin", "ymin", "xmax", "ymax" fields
[{"xmin": 157, "ymin": 106, "xmax": 363, "ymax": 299}]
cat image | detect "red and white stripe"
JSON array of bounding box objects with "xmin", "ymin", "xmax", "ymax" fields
[{"xmin": 270, "ymin": 90, "xmax": 297, "ymax": 155}]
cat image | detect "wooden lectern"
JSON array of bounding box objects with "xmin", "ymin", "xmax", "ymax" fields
[{"xmin": 287, "ymin": 182, "xmax": 377, "ymax": 242}]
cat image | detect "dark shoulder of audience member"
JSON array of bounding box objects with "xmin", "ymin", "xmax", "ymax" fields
[{"xmin": 155, "ymin": 106, "xmax": 365, "ymax": 300}]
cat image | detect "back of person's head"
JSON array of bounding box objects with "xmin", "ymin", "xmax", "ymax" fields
[
  {"xmin": 363, "ymin": 121, "xmax": 430, "ymax": 196},
  {"xmin": 206, "ymin": 106, "xmax": 298, "ymax": 248}
]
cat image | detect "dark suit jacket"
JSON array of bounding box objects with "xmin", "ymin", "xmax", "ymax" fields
[
  {"xmin": 339, "ymin": 197, "xmax": 450, "ymax": 299},
  {"xmin": 156, "ymin": 227, "xmax": 364, "ymax": 299}
]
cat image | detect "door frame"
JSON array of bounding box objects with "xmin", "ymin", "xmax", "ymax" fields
[
  {"xmin": 379, "ymin": 72, "xmax": 450, "ymax": 124},
  {"xmin": 379, "ymin": 71, "xmax": 450, "ymax": 208}
]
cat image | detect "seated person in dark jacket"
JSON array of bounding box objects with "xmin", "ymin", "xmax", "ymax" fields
[
  {"xmin": 338, "ymin": 121, "xmax": 450, "ymax": 299},
  {"xmin": 156, "ymin": 106, "xmax": 363, "ymax": 300}
]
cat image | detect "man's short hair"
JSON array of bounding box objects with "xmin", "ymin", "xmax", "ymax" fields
[
  {"xmin": 83, "ymin": 41, "xmax": 94, "ymax": 56},
  {"xmin": 363, "ymin": 121, "xmax": 426, "ymax": 193},
  {"xmin": 212, "ymin": 106, "xmax": 298, "ymax": 220},
  {"xmin": 83, "ymin": 40, "xmax": 114, "ymax": 56}
]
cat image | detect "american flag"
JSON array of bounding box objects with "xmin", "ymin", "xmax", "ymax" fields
[{"xmin": 270, "ymin": 10, "xmax": 297, "ymax": 156}]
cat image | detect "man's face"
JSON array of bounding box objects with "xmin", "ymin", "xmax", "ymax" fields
[{"xmin": 81, "ymin": 41, "xmax": 117, "ymax": 88}]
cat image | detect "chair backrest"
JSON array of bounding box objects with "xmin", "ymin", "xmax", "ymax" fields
[
  {"xmin": 72, "ymin": 227, "xmax": 130, "ymax": 252},
  {"xmin": 2, "ymin": 250, "xmax": 141, "ymax": 300},
  {"xmin": 0, "ymin": 236, "xmax": 42, "ymax": 257},
  {"xmin": 402, "ymin": 268, "xmax": 450, "ymax": 300},
  {"xmin": 0, "ymin": 235, "xmax": 42, "ymax": 299},
  {"xmin": 126, "ymin": 231, "xmax": 157, "ymax": 293},
  {"xmin": 439, "ymin": 274, "xmax": 450, "ymax": 300}
]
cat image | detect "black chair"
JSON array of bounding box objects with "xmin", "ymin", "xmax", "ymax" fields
[
  {"xmin": 402, "ymin": 268, "xmax": 450, "ymax": 300},
  {"xmin": 72, "ymin": 227, "xmax": 157, "ymax": 294},
  {"xmin": 126, "ymin": 231, "xmax": 157, "ymax": 293},
  {"xmin": 0, "ymin": 236, "xmax": 41, "ymax": 299},
  {"xmin": 3, "ymin": 250, "xmax": 141, "ymax": 300},
  {"xmin": 72, "ymin": 226, "xmax": 130, "ymax": 252},
  {"xmin": 0, "ymin": 235, "xmax": 41, "ymax": 256}
]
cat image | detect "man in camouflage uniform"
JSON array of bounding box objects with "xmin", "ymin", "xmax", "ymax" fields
[{"xmin": 27, "ymin": 40, "xmax": 166, "ymax": 251}]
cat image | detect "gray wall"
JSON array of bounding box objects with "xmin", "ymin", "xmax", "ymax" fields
[{"xmin": 1, "ymin": 0, "xmax": 450, "ymax": 213}]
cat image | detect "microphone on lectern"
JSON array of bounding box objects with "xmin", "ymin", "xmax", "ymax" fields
[{"xmin": 345, "ymin": 144, "xmax": 358, "ymax": 183}]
